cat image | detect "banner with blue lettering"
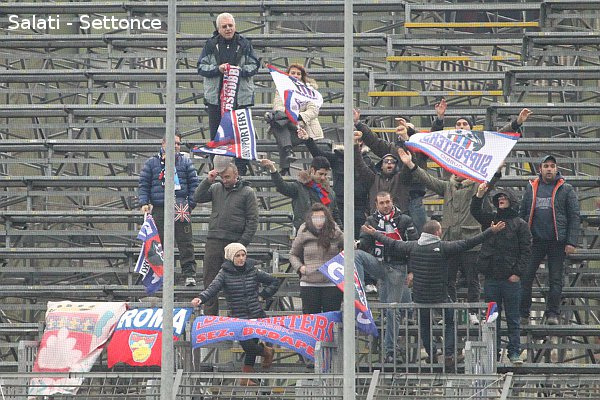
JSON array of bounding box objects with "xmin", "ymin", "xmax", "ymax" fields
[
  {"xmin": 318, "ymin": 252, "xmax": 378, "ymax": 337},
  {"xmin": 192, "ymin": 108, "xmax": 258, "ymax": 160},
  {"xmin": 267, "ymin": 64, "xmax": 323, "ymax": 124},
  {"xmin": 406, "ymin": 129, "xmax": 520, "ymax": 183},
  {"xmin": 191, "ymin": 312, "xmax": 341, "ymax": 361},
  {"xmin": 107, "ymin": 307, "xmax": 192, "ymax": 368}
]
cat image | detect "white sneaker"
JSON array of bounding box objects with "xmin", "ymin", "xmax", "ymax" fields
[
  {"xmin": 469, "ymin": 313, "xmax": 480, "ymax": 325},
  {"xmin": 365, "ymin": 284, "xmax": 378, "ymax": 294},
  {"xmin": 185, "ymin": 277, "xmax": 197, "ymax": 287}
]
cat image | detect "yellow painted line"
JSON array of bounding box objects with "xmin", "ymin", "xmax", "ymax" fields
[
  {"xmin": 405, "ymin": 21, "xmax": 539, "ymax": 28},
  {"xmin": 368, "ymin": 90, "xmax": 503, "ymax": 97},
  {"xmin": 424, "ymin": 199, "xmax": 444, "ymax": 206},
  {"xmin": 387, "ymin": 55, "xmax": 521, "ymax": 62}
]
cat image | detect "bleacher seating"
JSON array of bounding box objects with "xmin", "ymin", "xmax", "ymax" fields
[{"xmin": 0, "ymin": 0, "xmax": 599, "ymax": 394}]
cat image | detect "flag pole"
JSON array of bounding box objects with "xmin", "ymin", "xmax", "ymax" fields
[
  {"xmin": 343, "ymin": 0, "xmax": 356, "ymax": 399},
  {"xmin": 161, "ymin": 0, "xmax": 176, "ymax": 398}
]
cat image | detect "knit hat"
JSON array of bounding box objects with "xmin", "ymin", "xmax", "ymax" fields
[
  {"xmin": 224, "ymin": 243, "xmax": 247, "ymax": 262},
  {"xmin": 213, "ymin": 155, "xmax": 234, "ymax": 173},
  {"xmin": 455, "ymin": 116, "xmax": 474, "ymax": 130}
]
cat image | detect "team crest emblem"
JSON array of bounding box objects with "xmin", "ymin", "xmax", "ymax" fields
[
  {"xmin": 129, "ymin": 332, "xmax": 158, "ymax": 363},
  {"xmin": 446, "ymin": 129, "xmax": 486, "ymax": 151}
]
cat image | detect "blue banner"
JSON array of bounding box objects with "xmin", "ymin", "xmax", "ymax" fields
[
  {"xmin": 134, "ymin": 215, "xmax": 164, "ymax": 294},
  {"xmin": 318, "ymin": 252, "xmax": 379, "ymax": 336},
  {"xmin": 191, "ymin": 312, "xmax": 341, "ymax": 361}
]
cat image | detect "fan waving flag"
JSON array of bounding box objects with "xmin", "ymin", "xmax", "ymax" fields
[
  {"xmin": 193, "ymin": 108, "xmax": 258, "ymax": 160},
  {"xmin": 318, "ymin": 252, "xmax": 378, "ymax": 336},
  {"xmin": 267, "ymin": 64, "xmax": 323, "ymax": 124},
  {"xmin": 134, "ymin": 214, "xmax": 164, "ymax": 294},
  {"xmin": 406, "ymin": 129, "xmax": 520, "ymax": 183}
]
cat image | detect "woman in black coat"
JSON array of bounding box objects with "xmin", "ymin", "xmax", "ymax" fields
[
  {"xmin": 191, "ymin": 243, "xmax": 279, "ymax": 384},
  {"xmin": 470, "ymin": 184, "xmax": 532, "ymax": 364}
]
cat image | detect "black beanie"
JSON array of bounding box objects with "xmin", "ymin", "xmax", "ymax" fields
[{"xmin": 455, "ymin": 116, "xmax": 474, "ymax": 130}]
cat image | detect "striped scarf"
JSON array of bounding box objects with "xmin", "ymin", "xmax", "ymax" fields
[{"xmin": 306, "ymin": 180, "xmax": 331, "ymax": 206}]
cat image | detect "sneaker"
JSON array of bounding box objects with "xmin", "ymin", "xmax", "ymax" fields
[
  {"xmin": 508, "ymin": 354, "xmax": 523, "ymax": 365},
  {"xmin": 365, "ymin": 284, "xmax": 378, "ymax": 294},
  {"xmin": 520, "ymin": 316, "xmax": 529, "ymax": 325},
  {"xmin": 185, "ymin": 277, "xmax": 197, "ymax": 287},
  {"xmin": 546, "ymin": 315, "xmax": 559, "ymax": 325},
  {"xmin": 469, "ymin": 313, "xmax": 480, "ymax": 325},
  {"xmin": 384, "ymin": 354, "xmax": 394, "ymax": 364}
]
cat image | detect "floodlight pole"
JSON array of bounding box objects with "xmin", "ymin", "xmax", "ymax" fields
[
  {"xmin": 161, "ymin": 0, "xmax": 176, "ymax": 398},
  {"xmin": 343, "ymin": 0, "xmax": 356, "ymax": 399}
]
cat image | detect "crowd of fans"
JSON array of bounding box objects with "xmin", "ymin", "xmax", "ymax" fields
[{"xmin": 137, "ymin": 12, "xmax": 583, "ymax": 379}]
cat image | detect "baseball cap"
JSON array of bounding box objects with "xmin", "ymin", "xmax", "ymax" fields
[{"xmin": 540, "ymin": 155, "xmax": 557, "ymax": 164}]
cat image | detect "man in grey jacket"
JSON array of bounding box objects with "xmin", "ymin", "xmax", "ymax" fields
[
  {"xmin": 194, "ymin": 157, "xmax": 258, "ymax": 315},
  {"xmin": 519, "ymin": 155, "xmax": 580, "ymax": 325}
]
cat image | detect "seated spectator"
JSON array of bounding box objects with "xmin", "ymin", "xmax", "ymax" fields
[
  {"xmin": 266, "ymin": 64, "xmax": 323, "ymax": 176},
  {"xmin": 191, "ymin": 243, "xmax": 278, "ymax": 385}
]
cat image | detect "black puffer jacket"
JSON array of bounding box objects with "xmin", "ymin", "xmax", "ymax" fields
[
  {"xmin": 470, "ymin": 189, "xmax": 532, "ymax": 280},
  {"xmin": 198, "ymin": 259, "xmax": 279, "ymax": 319},
  {"xmin": 373, "ymin": 229, "xmax": 493, "ymax": 303}
]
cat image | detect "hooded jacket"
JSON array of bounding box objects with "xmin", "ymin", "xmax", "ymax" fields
[
  {"xmin": 372, "ymin": 228, "xmax": 493, "ymax": 303},
  {"xmin": 198, "ymin": 258, "xmax": 279, "ymax": 319},
  {"xmin": 270, "ymin": 169, "xmax": 341, "ymax": 230},
  {"xmin": 470, "ymin": 189, "xmax": 532, "ymax": 280},
  {"xmin": 289, "ymin": 222, "xmax": 344, "ymax": 285},
  {"xmin": 138, "ymin": 152, "xmax": 199, "ymax": 209},
  {"xmin": 354, "ymin": 146, "xmax": 411, "ymax": 213},
  {"xmin": 197, "ymin": 31, "xmax": 260, "ymax": 106},
  {"xmin": 193, "ymin": 177, "xmax": 258, "ymax": 246},
  {"xmin": 519, "ymin": 172, "xmax": 580, "ymax": 246}
]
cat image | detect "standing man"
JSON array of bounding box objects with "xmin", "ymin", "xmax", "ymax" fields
[
  {"xmin": 138, "ymin": 134, "xmax": 199, "ymax": 286},
  {"xmin": 354, "ymin": 191, "xmax": 419, "ymax": 363},
  {"xmin": 471, "ymin": 184, "xmax": 532, "ymax": 364},
  {"xmin": 194, "ymin": 157, "xmax": 259, "ymax": 315},
  {"xmin": 361, "ymin": 219, "xmax": 505, "ymax": 368},
  {"xmin": 197, "ymin": 12, "xmax": 260, "ymax": 175},
  {"xmin": 519, "ymin": 155, "xmax": 580, "ymax": 325}
]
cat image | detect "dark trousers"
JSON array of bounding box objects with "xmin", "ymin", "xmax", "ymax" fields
[
  {"xmin": 484, "ymin": 278, "xmax": 521, "ymax": 357},
  {"xmin": 240, "ymin": 338, "xmax": 266, "ymax": 367},
  {"xmin": 300, "ymin": 286, "xmax": 343, "ymax": 314},
  {"xmin": 418, "ymin": 303, "xmax": 455, "ymax": 358},
  {"xmin": 447, "ymin": 251, "xmax": 480, "ymax": 311},
  {"xmin": 203, "ymin": 238, "xmax": 235, "ymax": 315},
  {"xmin": 207, "ymin": 103, "xmax": 249, "ymax": 175},
  {"xmin": 520, "ymin": 239, "xmax": 566, "ymax": 318},
  {"xmin": 151, "ymin": 206, "xmax": 196, "ymax": 276},
  {"xmin": 269, "ymin": 122, "xmax": 303, "ymax": 169}
]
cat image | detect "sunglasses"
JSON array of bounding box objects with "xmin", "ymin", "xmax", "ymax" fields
[{"xmin": 383, "ymin": 159, "xmax": 397, "ymax": 164}]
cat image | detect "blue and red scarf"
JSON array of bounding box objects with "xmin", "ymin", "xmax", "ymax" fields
[{"xmin": 306, "ymin": 181, "xmax": 331, "ymax": 206}]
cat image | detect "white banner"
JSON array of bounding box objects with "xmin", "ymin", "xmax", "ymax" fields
[
  {"xmin": 267, "ymin": 64, "xmax": 323, "ymax": 124},
  {"xmin": 406, "ymin": 129, "xmax": 520, "ymax": 182}
]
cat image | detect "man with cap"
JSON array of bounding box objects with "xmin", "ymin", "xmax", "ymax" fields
[
  {"xmin": 519, "ymin": 155, "xmax": 580, "ymax": 325},
  {"xmin": 138, "ymin": 134, "xmax": 199, "ymax": 287},
  {"xmin": 260, "ymin": 156, "xmax": 341, "ymax": 232},
  {"xmin": 193, "ymin": 155, "xmax": 259, "ymax": 315}
]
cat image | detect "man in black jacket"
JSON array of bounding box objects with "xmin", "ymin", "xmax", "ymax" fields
[
  {"xmin": 354, "ymin": 191, "xmax": 419, "ymax": 362},
  {"xmin": 519, "ymin": 155, "xmax": 580, "ymax": 325},
  {"xmin": 362, "ymin": 219, "xmax": 505, "ymax": 368},
  {"xmin": 471, "ymin": 184, "xmax": 532, "ymax": 364}
]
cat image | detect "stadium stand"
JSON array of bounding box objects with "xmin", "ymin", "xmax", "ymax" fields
[{"xmin": 0, "ymin": 0, "xmax": 599, "ymax": 397}]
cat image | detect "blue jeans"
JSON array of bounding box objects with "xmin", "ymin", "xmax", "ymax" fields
[
  {"xmin": 520, "ymin": 239, "xmax": 566, "ymax": 318},
  {"xmin": 354, "ymin": 250, "xmax": 411, "ymax": 355},
  {"xmin": 418, "ymin": 303, "xmax": 455, "ymax": 358},
  {"xmin": 408, "ymin": 195, "xmax": 427, "ymax": 234},
  {"xmin": 484, "ymin": 278, "xmax": 521, "ymax": 358}
]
